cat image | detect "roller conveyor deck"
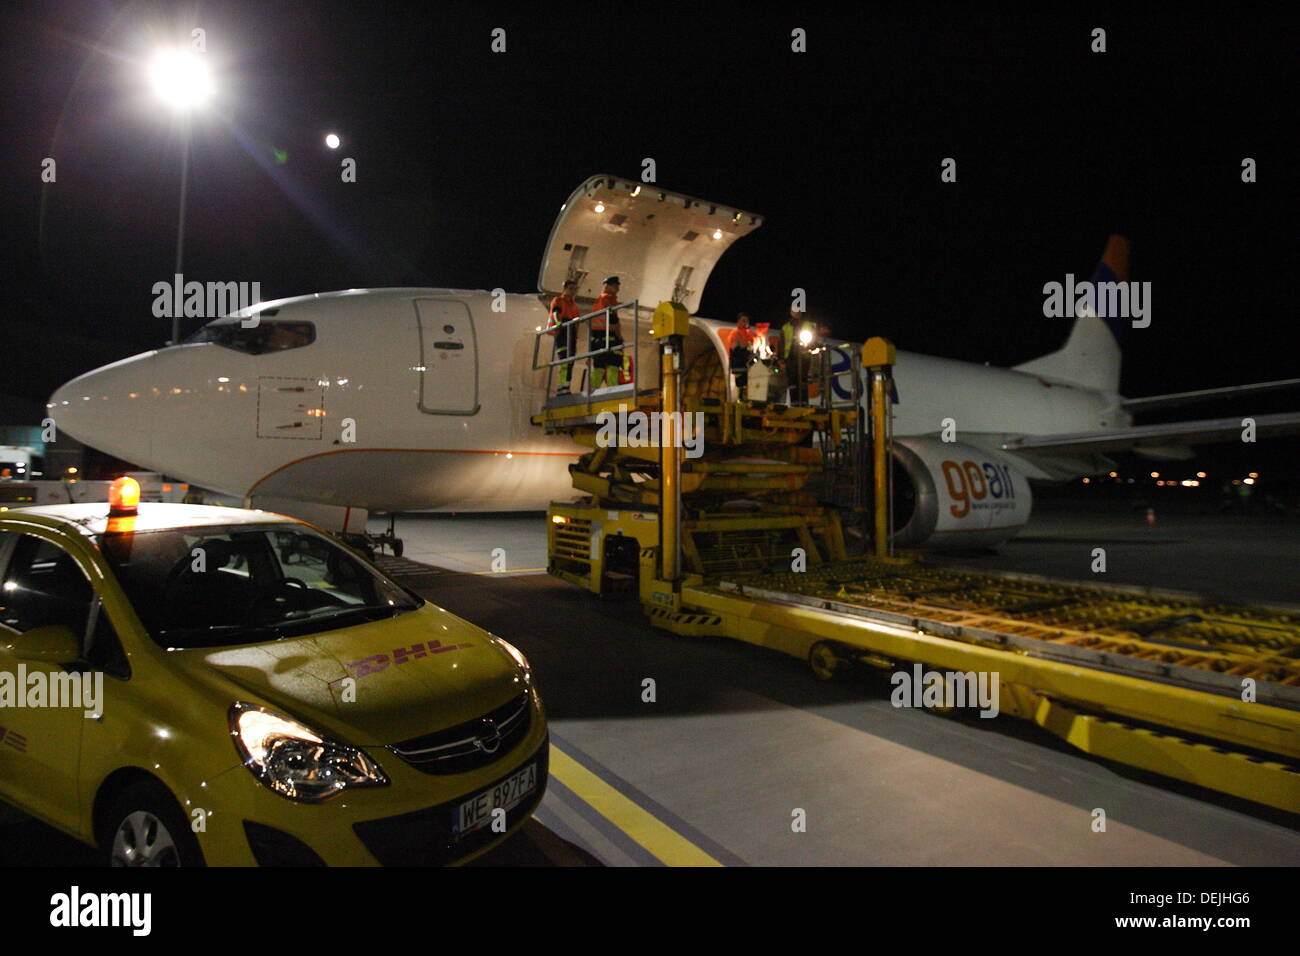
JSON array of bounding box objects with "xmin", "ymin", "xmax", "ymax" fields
[
  {"xmin": 662, "ymin": 562, "xmax": 1300, "ymax": 812},
  {"xmin": 717, "ymin": 558, "xmax": 1300, "ymax": 710}
]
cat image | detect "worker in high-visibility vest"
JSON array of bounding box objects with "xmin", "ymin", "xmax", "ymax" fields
[
  {"xmin": 807, "ymin": 321, "xmax": 833, "ymax": 400},
  {"xmin": 781, "ymin": 307, "xmax": 815, "ymax": 403},
  {"xmin": 590, "ymin": 275, "xmax": 623, "ymax": 389},
  {"xmin": 547, "ymin": 278, "xmax": 581, "ymax": 394}
]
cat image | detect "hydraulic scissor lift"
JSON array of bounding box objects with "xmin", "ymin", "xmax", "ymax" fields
[{"xmin": 532, "ymin": 302, "xmax": 1300, "ymax": 813}]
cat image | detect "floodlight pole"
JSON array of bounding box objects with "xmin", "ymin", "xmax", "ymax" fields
[{"xmin": 171, "ymin": 118, "xmax": 191, "ymax": 345}]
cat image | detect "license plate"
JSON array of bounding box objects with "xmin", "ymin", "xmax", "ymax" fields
[{"xmin": 452, "ymin": 762, "xmax": 538, "ymax": 838}]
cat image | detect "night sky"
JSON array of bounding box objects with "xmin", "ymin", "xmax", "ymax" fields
[{"xmin": 1, "ymin": 4, "xmax": 1295, "ymax": 462}]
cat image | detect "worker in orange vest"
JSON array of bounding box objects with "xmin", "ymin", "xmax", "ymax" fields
[
  {"xmin": 590, "ymin": 275, "xmax": 623, "ymax": 389},
  {"xmin": 547, "ymin": 278, "xmax": 581, "ymax": 394}
]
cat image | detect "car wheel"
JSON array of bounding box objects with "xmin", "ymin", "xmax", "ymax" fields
[{"xmin": 104, "ymin": 781, "xmax": 205, "ymax": 867}]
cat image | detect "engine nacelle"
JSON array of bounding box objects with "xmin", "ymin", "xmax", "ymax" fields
[{"xmin": 891, "ymin": 437, "xmax": 1033, "ymax": 550}]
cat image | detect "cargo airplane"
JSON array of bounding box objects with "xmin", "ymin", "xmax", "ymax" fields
[{"xmin": 48, "ymin": 174, "xmax": 1300, "ymax": 550}]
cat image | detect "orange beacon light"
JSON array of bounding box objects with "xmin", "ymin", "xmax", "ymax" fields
[{"xmin": 108, "ymin": 476, "xmax": 141, "ymax": 516}]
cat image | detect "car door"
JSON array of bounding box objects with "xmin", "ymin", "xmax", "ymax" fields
[{"xmin": 0, "ymin": 531, "xmax": 94, "ymax": 829}]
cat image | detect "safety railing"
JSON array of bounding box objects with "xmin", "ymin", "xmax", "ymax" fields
[{"xmin": 532, "ymin": 299, "xmax": 640, "ymax": 406}]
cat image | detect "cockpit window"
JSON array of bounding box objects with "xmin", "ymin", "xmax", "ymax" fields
[{"xmin": 184, "ymin": 320, "xmax": 315, "ymax": 355}]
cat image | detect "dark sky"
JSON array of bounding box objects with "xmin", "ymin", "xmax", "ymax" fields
[{"xmin": 1, "ymin": 2, "xmax": 1295, "ymax": 418}]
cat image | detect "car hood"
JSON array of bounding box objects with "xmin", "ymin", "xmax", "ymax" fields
[{"xmin": 167, "ymin": 603, "xmax": 527, "ymax": 745}]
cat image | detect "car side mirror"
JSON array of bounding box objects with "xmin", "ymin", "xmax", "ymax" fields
[{"xmin": 6, "ymin": 625, "xmax": 82, "ymax": 664}]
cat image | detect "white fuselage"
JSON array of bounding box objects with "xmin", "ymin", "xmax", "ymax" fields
[
  {"xmin": 890, "ymin": 352, "xmax": 1123, "ymax": 438},
  {"xmin": 48, "ymin": 288, "xmax": 1127, "ymax": 512}
]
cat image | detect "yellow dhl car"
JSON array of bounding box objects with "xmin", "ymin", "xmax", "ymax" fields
[{"xmin": 0, "ymin": 484, "xmax": 547, "ymax": 866}]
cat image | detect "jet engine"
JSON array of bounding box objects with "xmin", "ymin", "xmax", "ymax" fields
[{"xmin": 890, "ymin": 437, "xmax": 1033, "ymax": 550}]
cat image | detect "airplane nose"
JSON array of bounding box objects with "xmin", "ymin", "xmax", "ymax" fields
[{"xmin": 47, "ymin": 351, "xmax": 158, "ymax": 468}]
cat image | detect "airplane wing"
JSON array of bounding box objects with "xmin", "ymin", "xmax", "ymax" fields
[
  {"xmin": 1121, "ymin": 378, "xmax": 1300, "ymax": 412},
  {"xmin": 1000, "ymin": 411, "xmax": 1300, "ymax": 456}
]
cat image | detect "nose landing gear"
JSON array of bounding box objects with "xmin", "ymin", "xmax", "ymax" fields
[{"xmin": 343, "ymin": 512, "xmax": 404, "ymax": 559}]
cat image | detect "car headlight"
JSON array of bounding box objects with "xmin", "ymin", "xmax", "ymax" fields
[
  {"xmin": 229, "ymin": 703, "xmax": 389, "ymax": 802},
  {"xmin": 492, "ymin": 636, "xmax": 531, "ymax": 682}
]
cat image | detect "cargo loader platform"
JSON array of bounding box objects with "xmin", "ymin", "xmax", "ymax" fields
[{"xmin": 532, "ymin": 301, "xmax": 1300, "ymax": 813}]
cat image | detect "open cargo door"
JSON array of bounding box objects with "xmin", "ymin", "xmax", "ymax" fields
[{"xmin": 538, "ymin": 174, "xmax": 763, "ymax": 315}]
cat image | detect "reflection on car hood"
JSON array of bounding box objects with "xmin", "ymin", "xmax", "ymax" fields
[{"xmin": 167, "ymin": 603, "xmax": 525, "ymax": 745}]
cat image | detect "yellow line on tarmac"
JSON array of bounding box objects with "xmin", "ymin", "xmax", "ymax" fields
[{"xmin": 548, "ymin": 744, "xmax": 723, "ymax": 867}]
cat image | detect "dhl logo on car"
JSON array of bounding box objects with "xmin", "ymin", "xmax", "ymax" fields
[{"xmin": 344, "ymin": 639, "xmax": 475, "ymax": 679}]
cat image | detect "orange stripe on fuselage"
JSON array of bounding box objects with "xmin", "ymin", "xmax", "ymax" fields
[
  {"xmin": 931, "ymin": 524, "xmax": 1023, "ymax": 534},
  {"xmin": 246, "ymin": 446, "xmax": 577, "ymax": 497}
]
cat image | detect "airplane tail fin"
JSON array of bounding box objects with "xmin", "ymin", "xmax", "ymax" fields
[{"xmin": 1013, "ymin": 235, "xmax": 1129, "ymax": 393}]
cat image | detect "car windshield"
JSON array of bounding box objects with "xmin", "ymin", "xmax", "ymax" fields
[{"xmin": 96, "ymin": 524, "xmax": 422, "ymax": 649}]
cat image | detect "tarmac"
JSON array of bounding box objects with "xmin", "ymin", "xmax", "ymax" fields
[{"xmin": 3, "ymin": 500, "xmax": 1296, "ymax": 866}]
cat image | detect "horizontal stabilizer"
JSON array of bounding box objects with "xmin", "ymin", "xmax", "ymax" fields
[
  {"xmin": 1001, "ymin": 411, "xmax": 1300, "ymax": 456},
  {"xmin": 1122, "ymin": 378, "xmax": 1300, "ymax": 413}
]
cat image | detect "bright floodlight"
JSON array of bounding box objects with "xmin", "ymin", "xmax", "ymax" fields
[
  {"xmin": 149, "ymin": 49, "xmax": 212, "ymax": 110},
  {"xmin": 325, "ymin": 133, "xmax": 340, "ymax": 149}
]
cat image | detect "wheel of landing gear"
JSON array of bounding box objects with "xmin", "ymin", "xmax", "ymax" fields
[
  {"xmin": 809, "ymin": 641, "xmax": 850, "ymax": 681},
  {"xmin": 103, "ymin": 780, "xmax": 205, "ymax": 867},
  {"xmin": 392, "ymin": 538, "xmax": 404, "ymax": 557}
]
